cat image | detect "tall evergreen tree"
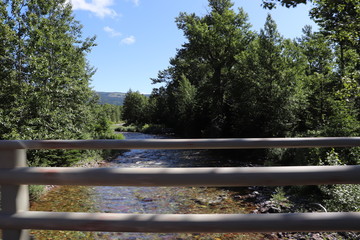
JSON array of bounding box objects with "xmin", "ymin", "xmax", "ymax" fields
[
  {"xmin": 0, "ymin": 0, "xmax": 29, "ymax": 139},
  {"xmin": 230, "ymin": 14, "xmax": 306, "ymax": 138},
  {"xmin": 296, "ymin": 25, "xmax": 335, "ymax": 132},
  {"xmin": 152, "ymin": 0, "xmax": 254, "ymax": 136},
  {"xmin": 122, "ymin": 90, "xmax": 149, "ymax": 125}
]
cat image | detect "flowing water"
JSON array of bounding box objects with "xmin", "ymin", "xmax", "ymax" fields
[{"xmin": 31, "ymin": 132, "xmax": 266, "ymax": 239}]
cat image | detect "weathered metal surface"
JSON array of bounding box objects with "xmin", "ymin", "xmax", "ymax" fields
[
  {"xmin": 0, "ymin": 165, "xmax": 359, "ymax": 186},
  {"xmin": 0, "ymin": 211, "xmax": 359, "ymax": 232},
  {"xmin": 0, "ymin": 138, "xmax": 359, "ymax": 236},
  {"xmin": 0, "ymin": 137, "xmax": 359, "ymax": 149},
  {"xmin": 0, "ymin": 149, "xmax": 30, "ymax": 240}
]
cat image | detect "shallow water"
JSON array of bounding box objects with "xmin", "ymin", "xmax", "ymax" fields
[{"xmin": 31, "ymin": 132, "xmax": 266, "ymax": 239}]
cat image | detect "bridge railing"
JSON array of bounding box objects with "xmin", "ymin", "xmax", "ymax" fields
[{"xmin": 0, "ymin": 137, "xmax": 360, "ymax": 240}]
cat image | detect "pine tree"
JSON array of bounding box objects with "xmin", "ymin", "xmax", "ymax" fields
[{"xmin": 151, "ymin": 0, "xmax": 254, "ymax": 136}]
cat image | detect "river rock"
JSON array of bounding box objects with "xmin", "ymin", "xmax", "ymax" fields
[
  {"xmin": 141, "ymin": 198, "xmax": 154, "ymax": 202},
  {"xmin": 193, "ymin": 195, "xmax": 227, "ymax": 206}
]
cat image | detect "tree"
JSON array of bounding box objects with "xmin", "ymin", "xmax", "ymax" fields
[
  {"xmin": 24, "ymin": 0, "xmax": 97, "ymax": 140},
  {"xmin": 0, "ymin": 0, "xmax": 29, "ymax": 139},
  {"xmin": 173, "ymin": 75, "xmax": 197, "ymax": 135},
  {"xmin": 229, "ymin": 14, "xmax": 306, "ymax": 138},
  {"xmin": 262, "ymin": 0, "xmax": 309, "ymax": 9},
  {"xmin": 178, "ymin": 1, "xmax": 253, "ymax": 133},
  {"xmin": 0, "ymin": 0, "xmax": 102, "ymax": 166},
  {"xmin": 152, "ymin": 0, "xmax": 254, "ymax": 136},
  {"xmin": 100, "ymin": 104, "xmax": 122, "ymax": 123},
  {"xmin": 263, "ymin": 0, "xmax": 360, "ymax": 78},
  {"xmin": 311, "ymin": 0, "xmax": 360, "ymax": 56},
  {"xmin": 263, "ymin": 0, "xmax": 360, "ymax": 134},
  {"xmin": 122, "ymin": 90, "xmax": 149, "ymax": 125},
  {"xmin": 296, "ymin": 25, "xmax": 335, "ymax": 131},
  {"xmin": 0, "ymin": 0, "xmax": 97, "ymax": 140}
]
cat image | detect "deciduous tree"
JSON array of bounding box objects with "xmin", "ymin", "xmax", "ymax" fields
[{"xmin": 0, "ymin": 0, "xmax": 103, "ymax": 166}]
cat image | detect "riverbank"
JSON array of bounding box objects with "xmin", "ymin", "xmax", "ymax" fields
[
  {"xmin": 235, "ymin": 186, "xmax": 354, "ymax": 240},
  {"xmin": 28, "ymin": 131, "xmax": 126, "ymax": 202},
  {"xmin": 28, "ymin": 154, "xmax": 109, "ymax": 202},
  {"xmin": 30, "ymin": 186, "xmax": 98, "ymax": 239},
  {"xmin": 28, "ymin": 184, "xmax": 355, "ymax": 240},
  {"xmin": 29, "ymin": 154, "xmax": 111, "ymax": 239},
  {"xmin": 28, "ymin": 132, "xmax": 358, "ymax": 239},
  {"xmin": 114, "ymin": 123, "xmax": 174, "ymax": 135},
  {"xmin": 28, "ymin": 132, "xmax": 266, "ymax": 239}
]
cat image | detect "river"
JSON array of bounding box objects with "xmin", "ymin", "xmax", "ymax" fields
[{"xmin": 31, "ymin": 132, "xmax": 267, "ymax": 239}]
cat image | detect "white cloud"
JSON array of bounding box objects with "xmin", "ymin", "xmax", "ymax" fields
[
  {"xmin": 67, "ymin": 0, "xmax": 118, "ymax": 18},
  {"xmin": 104, "ymin": 26, "xmax": 122, "ymax": 37},
  {"xmin": 121, "ymin": 36, "xmax": 136, "ymax": 45},
  {"xmin": 131, "ymin": 0, "xmax": 140, "ymax": 6}
]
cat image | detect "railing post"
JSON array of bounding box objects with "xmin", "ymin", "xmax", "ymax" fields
[{"xmin": 0, "ymin": 149, "xmax": 30, "ymax": 240}]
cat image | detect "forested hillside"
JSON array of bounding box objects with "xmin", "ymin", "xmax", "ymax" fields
[
  {"xmin": 122, "ymin": 0, "xmax": 360, "ymax": 211},
  {"xmin": 0, "ymin": 0, "xmax": 121, "ymax": 167},
  {"xmin": 97, "ymin": 92, "xmax": 127, "ymax": 105},
  {"xmin": 96, "ymin": 92, "xmax": 150, "ymax": 106}
]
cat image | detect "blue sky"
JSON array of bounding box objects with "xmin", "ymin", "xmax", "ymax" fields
[{"xmin": 68, "ymin": 0, "xmax": 317, "ymax": 94}]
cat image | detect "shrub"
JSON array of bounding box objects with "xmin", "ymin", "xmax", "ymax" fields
[
  {"xmin": 29, "ymin": 185, "xmax": 46, "ymax": 202},
  {"xmin": 319, "ymin": 149, "xmax": 360, "ymax": 211},
  {"xmin": 270, "ymin": 187, "xmax": 293, "ymax": 210}
]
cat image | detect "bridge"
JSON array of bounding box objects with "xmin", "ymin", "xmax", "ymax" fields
[{"xmin": 0, "ymin": 137, "xmax": 360, "ymax": 239}]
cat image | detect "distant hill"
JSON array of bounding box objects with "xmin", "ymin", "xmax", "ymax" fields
[
  {"xmin": 96, "ymin": 92, "xmax": 127, "ymax": 105},
  {"xmin": 96, "ymin": 92, "xmax": 150, "ymax": 105}
]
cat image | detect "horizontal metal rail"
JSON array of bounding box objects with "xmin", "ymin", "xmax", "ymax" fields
[
  {"xmin": 0, "ymin": 212, "xmax": 359, "ymax": 232},
  {"xmin": 0, "ymin": 138, "xmax": 359, "ymax": 239},
  {"xmin": 0, "ymin": 137, "xmax": 359, "ymax": 149},
  {"xmin": 0, "ymin": 165, "xmax": 359, "ymax": 186}
]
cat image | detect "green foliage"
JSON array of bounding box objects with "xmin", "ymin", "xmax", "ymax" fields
[
  {"xmin": 0, "ymin": 0, "xmax": 117, "ymax": 167},
  {"xmin": 27, "ymin": 149, "xmax": 84, "ymax": 167},
  {"xmin": 150, "ymin": 0, "xmax": 255, "ymax": 136},
  {"xmin": 99, "ymin": 104, "xmax": 122, "ymax": 123},
  {"xmin": 262, "ymin": 0, "xmax": 308, "ymax": 9},
  {"xmin": 132, "ymin": 0, "xmax": 360, "ymax": 146},
  {"xmin": 321, "ymin": 184, "xmax": 360, "ymax": 212},
  {"xmin": 114, "ymin": 123, "xmax": 171, "ymax": 135},
  {"xmin": 319, "ymin": 149, "xmax": 360, "ymax": 211},
  {"xmin": 122, "ymin": 90, "xmax": 150, "ymax": 125},
  {"xmin": 144, "ymin": 0, "xmax": 359, "ymax": 141},
  {"xmin": 131, "ymin": 0, "xmax": 360, "ymax": 211},
  {"xmin": 140, "ymin": 124, "xmax": 172, "ymax": 134},
  {"xmin": 99, "ymin": 133, "xmax": 125, "ymax": 160},
  {"xmin": 112, "ymin": 133, "xmax": 125, "ymax": 140},
  {"xmin": 29, "ymin": 185, "xmax": 46, "ymax": 202},
  {"xmin": 230, "ymin": 15, "xmax": 306, "ymax": 138},
  {"xmin": 115, "ymin": 124, "xmax": 140, "ymax": 132},
  {"xmin": 172, "ymin": 75, "xmax": 197, "ymax": 135},
  {"xmin": 311, "ymin": 0, "xmax": 360, "ymax": 53},
  {"xmin": 270, "ymin": 187, "xmax": 293, "ymax": 209}
]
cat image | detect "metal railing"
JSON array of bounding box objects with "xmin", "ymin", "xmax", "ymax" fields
[{"xmin": 0, "ymin": 137, "xmax": 360, "ymax": 240}]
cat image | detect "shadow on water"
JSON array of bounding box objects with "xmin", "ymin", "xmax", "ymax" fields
[{"xmin": 31, "ymin": 132, "xmax": 268, "ymax": 240}]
